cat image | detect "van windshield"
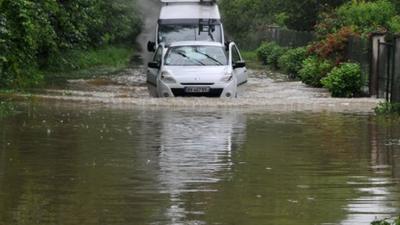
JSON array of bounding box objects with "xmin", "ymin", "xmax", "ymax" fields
[
  {"xmin": 158, "ymin": 24, "xmax": 222, "ymax": 44},
  {"xmin": 165, "ymin": 46, "xmax": 228, "ymax": 66}
]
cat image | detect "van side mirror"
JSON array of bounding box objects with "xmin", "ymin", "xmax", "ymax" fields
[
  {"xmin": 225, "ymin": 41, "xmax": 232, "ymax": 51},
  {"xmin": 148, "ymin": 61, "xmax": 160, "ymax": 69},
  {"xmin": 147, "ymin": 41, "xmax": 156, "ymax": 52},
  {"xmin": 233, "ymin": 61, "xmax": 246, "ymax": 69}
]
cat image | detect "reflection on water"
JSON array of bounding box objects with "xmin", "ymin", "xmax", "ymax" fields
[
  {"xmin": 0, "ymin": 103, "xmax": 399, "ymax": 225},
  {"xmin": 155, "ymin": 110, "xmax": 245, "ymax": 225},
  {"xmin": 340, "ymin": 120, "xmax": 400, "ymax": 225}
]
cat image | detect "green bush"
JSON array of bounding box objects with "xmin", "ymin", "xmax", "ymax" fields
[
  {"xmin": 256, "ymin": 42, "xmax": 278, "ymax": 65},
  {"xmin": 299, "ymin": 56, "xmax": 333, "ymax": 87},
  {"xmin": 337, "ymin": 0, "xmax": 397, "ymax": 34},
  {"xmin": 0, "ymin": 100, "xmax": 15, "ymax": 119},
  {"xmin": 278, "ymin": 47, "xmax": 307, "ymax": 77},
  {"xmin": 0, "ymin": 0, "xmax": 141, "ymax": 89},
  {"xmin": 46, "ymin": 45, "xmax": 134, "ymax": 73},
  {"xmin": 375, "ymin": 102, "xmax": 400, "ymax": 115},
  {"xmin": 269, "ymin": 45, "xmax": 287, "ymax": 68},
  {"xmin": 256, "ymin": 42, "xmax": 286, "ymax": 68},
  {"xmin": 389, "ymin": 15, "xmax": 400, "ymax": 33},
  {"xmin": 371, "ymin": 217, "xmax": 400, "ymax": 225},
  {"xmin": 321, "ymin": 63, "xmax": 362, "ymax": 97}
]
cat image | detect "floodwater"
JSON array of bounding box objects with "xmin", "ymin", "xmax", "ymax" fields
[
  {"xmin": 36, "ymin": 66, "xmax": 380, "ymax": 113},
  {"xmin": 0, "ymin": 103, "xmax": 399, "ymax": 225}
]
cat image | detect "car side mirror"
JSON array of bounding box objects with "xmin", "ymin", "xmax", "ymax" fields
[
  {"xmin": 233, "ymin": 61, "xmax": 246, "ymax": 69},
  {"xmin": 147, "ymin": 41, "xmax": 156, "ymax": 52},
  {"xmin": 148, "ymin": 61, "xmax": 160, "ymax": 69}
]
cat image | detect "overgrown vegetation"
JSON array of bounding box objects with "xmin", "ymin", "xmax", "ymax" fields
[
  {"xmin": 299, "ymin": 56, "xmax": 333, "ymax": 88},
  {"xmin": 256, "ymin": 42, "xmax": 286, "ymax": 69},
  {"xmin": 45, "ymin": 45, "xmax": 135, "ymax": 79},
  {"xmin": 251, "ymin": 0, "xmax": 400, "ymax": 97},
  {"xmin": 371, "ymin": 217, "xmax": 400, "ymax": 225},
  {"xmin": 321, "ymin": 63, "xmax": 362, "ymax": 97},
  {"xmin": 0, "ymin": 100, "xmax": 15, "ymax": 119},
  {"xmin": 277, "ymin": 47, "xmax": 307, "ymax": 77},
  {"xmin": 219, "ymin": 0, "xmax": 347, "ymax": 34},
  {"xmin": 375, "ymin": 102, "xmax": 400, "ymax": 115},
  {"xmin": 0, "ymin": 0, "xmax": 141, "ymax": 89}
]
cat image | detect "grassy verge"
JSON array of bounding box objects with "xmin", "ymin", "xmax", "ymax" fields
[
  {"xmin": 241, "ymin": 51, "xmax": 266, "ymax": 70},
  {"xmin": 375, "ymin": 101, "xmax": 400, "ymax": 115},
  {"xmin": 43, "ymin": 45, "xmax": 135, "ymax": 81},
  {"xmin": 0, "ymin": 100, "xmax": 16, "ymax": 119},
  {"xmin": 371, "ymin": 217, "xmax": 400, "ymax": 225}
]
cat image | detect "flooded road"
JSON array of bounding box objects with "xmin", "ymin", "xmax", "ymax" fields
[
  {"xmin": 0, "ymin": 103, "xmax": 399, "ymax": 225},
  {"xmin": 33, "ymin": 66, "xmax": 380, "ymax": 113}
]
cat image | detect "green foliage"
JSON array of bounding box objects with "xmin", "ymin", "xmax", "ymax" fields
[
  {"xmin": 321, "ymin": 63, "xmax": 362, "ymax": 97},
  {"xmin": 257, "ymin": 42, "xmax": 277, "ymax": 65},
  {"xmin": 275, "ymin": 13, "xmax": 289, "ymax": 27},
  {"xmin": 256, "ymin": 42, "xmax": 286, "ymax": 68},
  {"xmin": 336, "ymin": 0, "xmax": 397, "ymax": 34},
  {"xmin": 371, "ymin": 217, "xmax": 400, "ymax": 225},
  {"xmin": 388, "ymin": 16, "xmax": 400, "ymax": 33},
  {"xmin": 278, "ymin": 47, "xmax": 307, "ymax": 77},
  {"xmin": 0, "ymin": 100, "xmax": 15, "ymax": 119},
  {"xmin": 375, "ymin": 102, "xmax": 400, "ymax": 115},
  {"xmin": 219, "ymin": 0, "xmax": 347, "ymax": 42},
  {"xmin": 309, "ymin": 26, "xmax": 358, "ymax": 62},
  {"xmin": 299, "ymin": 56, "xmax": 333, "ymax": 87},
  {"xmin": 46, "ymin": 46, "xmax": 134, "ymax": 73},
  {"xmin": 0, "ymin": 0, "xmax": 141, "ymax": 89}
]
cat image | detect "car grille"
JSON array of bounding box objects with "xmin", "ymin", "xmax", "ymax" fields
[{"xmin": 171, "ymin": 88, "xmax": 223, "ymax": 97}]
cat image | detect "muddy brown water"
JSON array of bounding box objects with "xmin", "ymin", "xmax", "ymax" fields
[
  {"xmin": 0, "ymin": 1, "xmax": 393, "ymax": 223},
  {"xmin": 0, "ymin": 103, "xmax": 399, "ymax": 225},
  {"xmin": 34, "ymin": 66, "xmax": 380, "ymax": 113}
]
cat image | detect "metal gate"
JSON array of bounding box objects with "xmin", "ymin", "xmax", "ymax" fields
[
  {"xmin": 376, "ymin": 39, "xmax": 394, "ymax": 101},
  {"xmin": 371, "ymin": 34, "xmax": 400, "ymax": 102}
]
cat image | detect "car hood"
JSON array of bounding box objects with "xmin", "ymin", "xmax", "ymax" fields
[{"xmin": 165, "ymin": 66, "xmax": 230, "ymax": 83}]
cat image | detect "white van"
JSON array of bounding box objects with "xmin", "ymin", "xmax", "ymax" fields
[{"xmin": 147, "ymin": 0, "xmax": 225, "ymax": 51}]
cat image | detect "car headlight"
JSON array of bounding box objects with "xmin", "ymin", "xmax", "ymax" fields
[
  {"xmin": 160, "ymin": 71, "xmax": 176, "ymax": 84},
  {"xmin": 221, "ymin": 72, "xmax": 233, "ymax": 82}
]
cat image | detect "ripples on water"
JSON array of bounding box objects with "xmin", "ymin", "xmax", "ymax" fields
[{"xmin": 0, "ymin": 103, "xmax": 399, "ymax": 225}]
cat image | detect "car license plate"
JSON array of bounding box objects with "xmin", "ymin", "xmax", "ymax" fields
[{"xmin": 185, "ymin": 87, "xmax": 210, "ymax": 93}]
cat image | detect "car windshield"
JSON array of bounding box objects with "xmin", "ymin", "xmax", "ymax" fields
[
  {"xmin": 158, "ymin": 24, "xmax": 222, "ymax": 44},
  {"xmin": 165, "ymin": 46, "xmax": 228, "ymax": 66}
]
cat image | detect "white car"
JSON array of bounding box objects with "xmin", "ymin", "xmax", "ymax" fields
[{"xmin": 147, "ymin": 41, "xmax": 247, "ymax": 98}]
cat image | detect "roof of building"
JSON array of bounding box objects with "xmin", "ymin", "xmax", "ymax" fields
[
  {"xmin": 168, "ymin": 41, "xmax": 223, "ymax": 47},
  {"xmin": 161, "ymin": 0, "xmax": 217, "ymax": 3},
  {"xmin": 159, "ymin": 2, "xmax": 220, "ymax": 20}
]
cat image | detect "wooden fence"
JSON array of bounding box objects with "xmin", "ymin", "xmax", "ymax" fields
[{"xmin": 235, "ymin": 26, "xmax": 315, "ymax": 50}]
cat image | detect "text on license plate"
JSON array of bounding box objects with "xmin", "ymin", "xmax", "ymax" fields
[{"xmin": 185, "ymin": 87, "xmax": 210, "ymax": 93}]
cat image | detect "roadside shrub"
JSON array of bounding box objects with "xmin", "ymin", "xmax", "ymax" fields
[
  {"xmin": 371, "ymin": 217, "xmax": 400, "ymax": 225},
  {"xmin": 308, "ymin": 26, "xmax": 358, "ymax": 63},
  {"xmin": 268, "ymin": 45, "xmax": 287, "ymax": 68},
  {"xmin": 0, "ymin": 100, "xmax": 16, "ymax": 119},
  {"xmin": 256, "ymin": 42, "xmax": 279, "ymax": 65},
  {"xmin": 375, "ymin": 102, "xmax": 400, "ymax": 115},
  {"xmin": 256, "ymin": 42, "xmax": 286, "ymax": 68},
  {"xmin": 0, "ymin": 0, "xmax": 141, "ymax": 89},
  {"xmin": 278, "ymin": 47, "xmax": 307, "ymax": 77},
  {"xmin": 299, "ymin": 56, "xmax": 333, "ymax": 87},
  {"xmin": 321, "ymin": 63, "xmax": 362, "ymax": 97}
]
